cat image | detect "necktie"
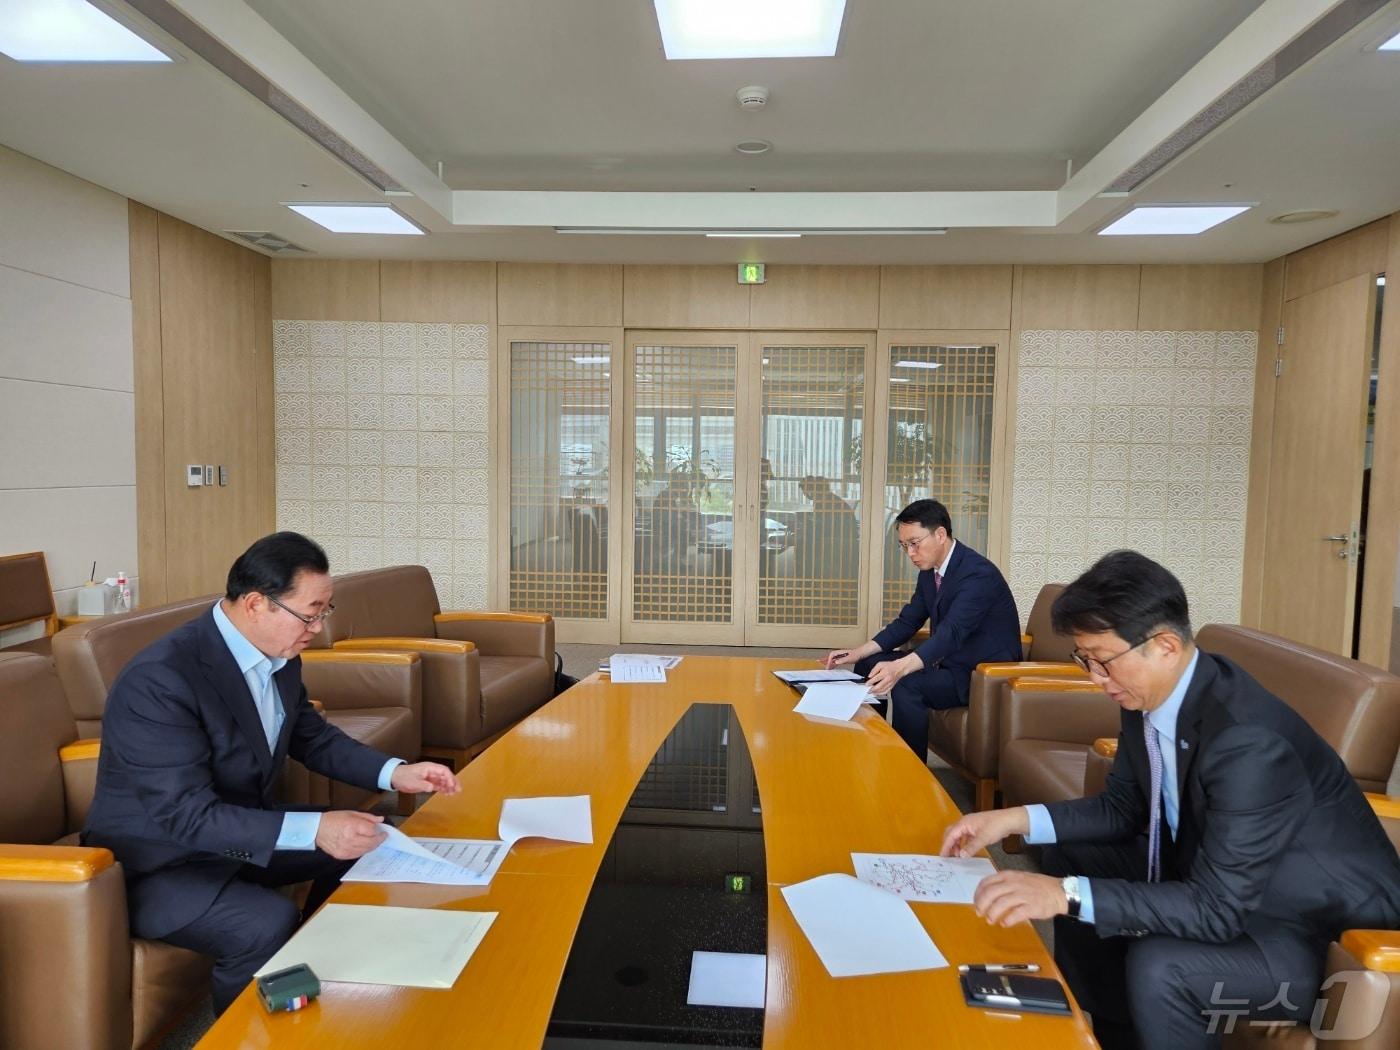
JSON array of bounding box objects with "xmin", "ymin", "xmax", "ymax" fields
[
  {"xmin": 1144, "ymin": 718, "xmax": 1163, "ymax": 882},
  {"xmin": 255, "ymin": 666, "xmax": 282, "ymax": 752},
  {"xmin": 934, "ymin": 571, "xmax": 942, "ymax": 592}
]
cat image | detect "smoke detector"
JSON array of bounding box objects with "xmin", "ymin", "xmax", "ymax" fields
[{"xmin": 736, "ymin": 85, "xmax": 769, "ymax": 110}]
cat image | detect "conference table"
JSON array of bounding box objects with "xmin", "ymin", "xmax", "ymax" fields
[{"xmin": 198, "ymin": 656, "xmax": 1098, "ymax": 1048}]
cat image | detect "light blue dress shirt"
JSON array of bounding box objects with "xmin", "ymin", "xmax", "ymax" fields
[
  {"xmin": 1023, "ymin": 648, "xmax": 1199, "ymax": 924},
  {"xmin": 212, "ymin": 601, "xmax": 402, "ymax": 850}
]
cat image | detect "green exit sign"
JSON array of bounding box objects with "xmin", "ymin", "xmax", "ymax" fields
[
  {"xmin": 737, "ymin": 263, "xmax": 766, "ymax": 285},
  {"xmin": 726, "ymin": 872, "xmax": 753, "ymax": 893}
]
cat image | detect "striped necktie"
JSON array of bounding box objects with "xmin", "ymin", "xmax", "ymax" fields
[{"xmin": 1144, "ymin": 718, "xmax": 1163, "ymax": 882}]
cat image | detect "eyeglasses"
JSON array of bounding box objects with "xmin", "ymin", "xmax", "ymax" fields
[
  {"xmin": 1071, "ymin": 632, "xmax": 1165, "ymax": 677},
  {"xmin": 267, "ymin": 593, "xmax": 335, "ymax": 627},
  {"xmin": 896, "ymin": 531, "xmax": 933, "ymax": 554}
]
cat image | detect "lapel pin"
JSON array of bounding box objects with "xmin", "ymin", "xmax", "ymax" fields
[{"xmin": 1180, "ymin": 740, "xmax": 1190, "ymax": 750}]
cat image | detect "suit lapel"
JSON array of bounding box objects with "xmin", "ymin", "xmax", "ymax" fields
[
  {"xmin": 933, "ymin": 542, "xmax": 966, "ymax": 619},
  {"xmin": 270, "ymin": 662, "xmax": 300, "ymax": 767},
  {"xmin": 196, "ymin": 609, "xmax": 275, "ymax": 774},
  {"xmin": 1171, "ymin": 654, "xmax": 1212, "ymax": 862}
]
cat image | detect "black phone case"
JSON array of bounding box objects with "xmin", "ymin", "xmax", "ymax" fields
[{"xmin": 959, "ymin": 973, "xmax": 1073, "ymax": 1016}]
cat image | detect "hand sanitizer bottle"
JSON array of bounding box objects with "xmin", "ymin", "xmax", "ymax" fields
[{"xmin": 114, "ymin": 571, "xmax": 131, "ymax": 613}]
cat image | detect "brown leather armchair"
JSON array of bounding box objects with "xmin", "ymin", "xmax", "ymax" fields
[
  {"xmin": 51, "ymin": 595, "xmax": 422, "ymax": 810},
  {"xmin": 927, "ymin": 583, "xmax": 1084, "ymax": 810},
  {"xmin": 0, "ymin": 651, "xmax": 213, "ymax": 1050},
  {"xmin": 313, "ymin": 565, "xmax": 554, "ymax": 768},
  {"xmin": 0, "ymin": 550, "xmax": 60, "ymax": 656}
]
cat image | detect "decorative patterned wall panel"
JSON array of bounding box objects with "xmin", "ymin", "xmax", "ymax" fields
[
  {"xmin": 274, "ymin": 320, "xmax": 492, "ymax": 610},
  {"xmin": 1010, "ymin": 329, "xmax": 1255, "ymax": 630}
]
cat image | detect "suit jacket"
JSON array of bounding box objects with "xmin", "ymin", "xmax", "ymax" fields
[
  {"xmin": 83, "ymin": 606, "xmax": 389, "ymax": 938},
  {"xmin": 1046, "ymin": 652, "xmax": 1400, "ymax": 948},
  {"xmin": 872, "ymin": 541, "xmax": 1022, "ymax": 700}
]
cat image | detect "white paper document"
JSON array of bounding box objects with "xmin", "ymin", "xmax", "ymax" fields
[
  {"xmin": 851, "ymin": 853, "xmax": 996, "ymax": 904},
  {"xmin": 792, "ymin": 682, "xmax": 871, "ymax": 721},
  {"xmin": 772, "ymin": 668, "xmax": 863, "ymax": 684},
  {"xmin": 343, "ymin": 824, "xmax": 509, "ymax": 886},
  {"xmin": 781, "ymin": 873, "xmax": 947, "ymax": 978},
  {"xmin": 609, "ymin": 654, "xmax": 668, "ymax": 683},
  {"xmin": 687, "ymin": 951, "xmax": 767, "ymax": 1008},
  {"xmin": 499, "ymin": 794, "xmax": 594, "ymax": 845},
  {"xmin": 255, "ymin": 904, "xmax": 496, "ymax": 988}
]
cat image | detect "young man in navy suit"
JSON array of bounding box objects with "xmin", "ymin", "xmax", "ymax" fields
[
  {"xmin": 941, "ymin": 551, "xmax": 1400, "ymax": 1050},
  {"xmin": 84, "ymin": 532, "xmax": 460, "ymax": 1014},
  {"xmin": 824, "ymin": 499, "xmax": 1021, "ymax": 757}
]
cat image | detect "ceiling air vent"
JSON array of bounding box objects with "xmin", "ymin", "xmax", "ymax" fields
[
  {"xmin": 1106, "ymin": 0, "xmax": 1388, "ymax": 193},
  {"xmin": 224, "ymin": 231, "xmax": 311, "ymax": 254}
]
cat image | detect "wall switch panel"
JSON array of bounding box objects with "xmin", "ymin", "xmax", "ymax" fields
[
  {"xmin": 218, "ymin": 465, "xmax": 228, "ymax": 486},
  {"xmin": 203, "ymin": 465, "xmax": 215, "ymax": 485}
]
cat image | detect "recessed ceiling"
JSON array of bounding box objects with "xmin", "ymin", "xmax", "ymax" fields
[{"xmin": 0, "ymin": 0, "xmax": 1397, "ymax": 264}]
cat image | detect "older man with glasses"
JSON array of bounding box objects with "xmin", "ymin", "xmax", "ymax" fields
[
  {"xmin": 84, "ymin": 531, "xmax": 459, "ymax": 1015},
  {"xmin": 824, "ymin": 498, "xmax": 1022, "ymax": 757}
]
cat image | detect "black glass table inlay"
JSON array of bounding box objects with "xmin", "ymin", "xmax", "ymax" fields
[{"xmin": 545, "ymin": 703, "xmax": 766, "ymax": 1048}]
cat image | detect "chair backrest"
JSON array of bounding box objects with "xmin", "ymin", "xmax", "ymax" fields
[
  {"xmin": 1024, "ymin": 583, "xmax": 1075, "ymax": 663},
  {"xmin": 0, "ymin": 551, "xmax": 56, "ymax": 638},
  {"xmin": 1196, "ymin": 623, "xmax": 1400, "ymax": 792},
  {"xmin": 311, "ymin": 564, "xmax": 441, "ymax": 648},
  {"xmin": 0, "ymin": 652, "xmax": 79, "ymax": 844},
  {"xmin": 51, "ymin": 595, "xmax": 215, "ymax": 735}
]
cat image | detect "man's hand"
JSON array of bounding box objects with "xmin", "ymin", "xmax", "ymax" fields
[
  {"xmin": 973, "ymin": 870, "xmax": 1069, "ymax": 927},
  {"xmin": 390, "ymin": 761, "xmax": 460, "ymax": 796},
  {"xmin": 315, "ymin": 810, "xmax": 386, "ymax": 859},
  {"xmin": 939, "ymin": 807, "xmax": 1029, "ymax": 858},
  {"xmin": 864, "ymin": 652, "xmax": 922, "ymax": 695}
]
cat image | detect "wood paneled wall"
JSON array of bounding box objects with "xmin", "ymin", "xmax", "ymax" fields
[{"xmin": 131, "ymin": 206, "xmax": 273, "ymax": 604}]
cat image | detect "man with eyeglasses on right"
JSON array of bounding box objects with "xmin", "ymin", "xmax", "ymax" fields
[
  {"xmin": 940, "ymin": 550, "xmax": 1400, "ymax": 1050},
  {"xmin": 84, "ymin": 531, "xmax": 460, "ymax": 1015},
  {"xmin": 824, "ymin": 498, "xmax": 1021, "ymax": 757}
]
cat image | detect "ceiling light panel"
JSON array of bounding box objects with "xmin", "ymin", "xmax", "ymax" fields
[
  {"xmin": 1380, "ymin": 29, "xmax": 1400, "ymax": 50},
  {"xmin": 285, "ymin": 204, "xmax": 424, "ymax": 235},
  {"xmin": 0, "ymin": 0, "xmax": 171, "ymax": 61},
  {"xmin": 1098, "ymin": 206, "xmax": 1251, "ymax": 236},
  {"xmin": 654, "ymin": 0, "xmax": 846, "ymax": 60}
]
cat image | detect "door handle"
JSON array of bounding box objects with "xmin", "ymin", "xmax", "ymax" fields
[{"xmin": 1323, "ymin": 535, "xmax": 1348, "ymax": 543}]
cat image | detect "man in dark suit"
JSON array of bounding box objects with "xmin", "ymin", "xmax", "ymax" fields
[
  {"xmin": 84, "ymin": 532, "xmax": 460, "ymax": 1014},
  {"xmin": 941, "ymin": 550, "xmax": 1400, "ymax": 1050},
  {"xmin": 823, "ymin": 498, "xmax": 1022, "ymax": 756}
]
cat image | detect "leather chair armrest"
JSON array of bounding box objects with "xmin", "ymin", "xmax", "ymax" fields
[
  {"xmin": 0, "ymin": 843, "xmax": 115, "ymax": 882},
  {"xmin": 332, "ymin": 638, "xmax": 480, "ymax": 751},
  {"xmin": 1340, "ymin": 930, "xmax": 1400, "ymax": 973},
  {"xmin": 433, "ymin": 611, "xmax": 554, "ymax": 662},
  {"xmin": 0, "ymin": 846, "xmax": 133, "ymax": 1050},
  {"xmin": 1021, "ymin": 632, "xmax": 1033, "ymax": 659},
  {"xmin": 961, "ymin": 664, "xmax": 1088, "ymax": 778},
  {"xmin": 59, "ymin": 739, "xmax": 101, "ymax": 835},
  {"xmin": 57, "ymin": 614, "xmax": 99, "ymax": 629},
  {"xmin": 1083, "ymin": 737, "xmax": 1119, "ymax": 796},
  {"xmin": 302, "ymin": 650, "xmax": 423, "ymax": 754},
  {"xmin": 1000, "ymin": 679, "xmax": 1120, "ymax": 753},
  {"xmin": 1365, "ymin": 792, "xmax": 1400, "ymax": 821}
]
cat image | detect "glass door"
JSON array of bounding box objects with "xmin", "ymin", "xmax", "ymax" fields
[
  {"xmin": 623, "ymin": 332, "xmax": 751, "ymax": 644},
  {"xmin": 743, "ymin": 333, "xmax": 876, "ymax": 647}
]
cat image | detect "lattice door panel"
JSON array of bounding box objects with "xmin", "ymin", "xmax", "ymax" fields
[
  {"xmin": 631, "ymin": 344, "xmax": 738, "ymax": 625},
  {"xmin": 881, "ymin": 344, "xmax": 997, "ymax": 623},
  {"xmin": 756, "ymin": 344, "xmax": 866, "ymax": 627},
  {"xmin": 508, "ymin": 341, "xmax": 611, "ymax": 620}
]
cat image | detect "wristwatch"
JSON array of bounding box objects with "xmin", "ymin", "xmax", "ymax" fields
[{"xmin": 1061, "ymin": 875, "xmax": 1082, "ymax": 918}]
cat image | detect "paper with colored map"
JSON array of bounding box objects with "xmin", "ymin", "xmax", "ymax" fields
[{"xmin": 851, "ymin": 853, "xmax": 996, "ymax": 904}]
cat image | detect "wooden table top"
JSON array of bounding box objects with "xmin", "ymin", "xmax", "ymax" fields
[{"xmin": 198, "ymin": 655, "xmax": 1098, "ymax": 1049}]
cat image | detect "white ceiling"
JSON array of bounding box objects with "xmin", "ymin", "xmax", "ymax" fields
[{"xmin": 2, "ymin": 0, "xmax": 1399, "ymax": 265}]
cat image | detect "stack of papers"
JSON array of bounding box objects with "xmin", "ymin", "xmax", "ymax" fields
[
  {"xmin": 793, "ymin": 682, "xmax": 873, "ymax": 721},
  {"xmin": 850, "ymin": 853, "xmax": 996, "ymax": 904},
  {"xmin": 344, "ymin": 796, "xmax": 594, "ymax": 887},
  {"xmin": 606, "ymin": 654, "xmax": 680, "ymax": 683},
  {"xmin": 781, "ymin": 873, "xmax": 946, "ymax": 977},
  {"xmin": 255, "ymin": 904, "xmax": 496, "ymax": 988}
]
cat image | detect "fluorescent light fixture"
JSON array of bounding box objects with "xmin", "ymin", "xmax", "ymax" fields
[
  {"xmin": 889, "ymin": 377, "xmax": 911, "ymax": 384},
  {"xmin": 1099, "ymin": 205, "xmax": 1251, "ymax": 236},
  {"xmin": 555, "ymin": 227, "xmax": 945, "ymax": 236},
  {"xmin": 0, "ymin": 0, "xmax": 171, "ymax": 61},
  {"xmin": 1380, "ymin": 29, "xmax": 1400, "ymax": 50},
  {"xmin": 895, "ymin": 360, "xmax": 942, "ymax": 370},
  {"xmin": 284, "ymin": 203, "xmax": 424, "ymax": 235},
  {"xmin": 571, "ymin": 356, "xmax": 610, "ymax": 365},
  {"xmin": 654, "ymin": 0, "xmax": 846, "ymax": 60}
]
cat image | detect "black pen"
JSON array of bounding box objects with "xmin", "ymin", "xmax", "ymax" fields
[{"xmin": 958, "ymin": 963, "xmax": 1041, "ymax": 974}]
